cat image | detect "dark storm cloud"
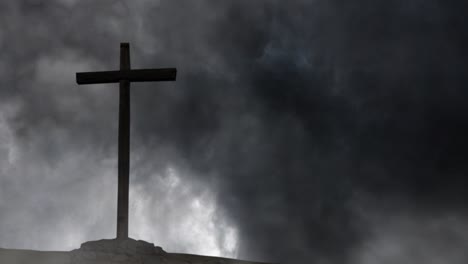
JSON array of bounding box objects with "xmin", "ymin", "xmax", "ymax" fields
[{"xmin": 1, "ymin": 0, "xmax": 468, "ymax": 263}]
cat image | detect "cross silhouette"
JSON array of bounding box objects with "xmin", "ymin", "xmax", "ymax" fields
[{"xmin": 76, "ymin": 43, "xmax": 177, "ymax": 239}]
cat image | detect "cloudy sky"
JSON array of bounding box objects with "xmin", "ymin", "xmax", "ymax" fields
[{"xmin": 1, "ymin": 1, "xmax": 468, "ymax": 263}]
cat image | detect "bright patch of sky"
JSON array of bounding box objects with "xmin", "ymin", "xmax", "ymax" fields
[{"xmin": 131, "ymin": 166, "xmax": 239, "ymax": 258}]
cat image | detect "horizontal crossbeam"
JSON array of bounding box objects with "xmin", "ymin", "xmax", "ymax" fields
[{"xmin": 76, "ymin": 68, "xmax": 177, "ymax": 85}]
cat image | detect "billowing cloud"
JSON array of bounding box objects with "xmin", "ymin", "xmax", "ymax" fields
[{"xmin": 0, "ymin": 1, "xmax": 467, "ymax": 263}]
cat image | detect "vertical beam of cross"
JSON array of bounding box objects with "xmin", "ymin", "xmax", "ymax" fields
[
  {"xmin": 76, "ymin": 43, "xmax": 177, "ymax": 239},
  {"xmin": 117, "ymin": 43, "xmax": 130, "ymax": 239}
]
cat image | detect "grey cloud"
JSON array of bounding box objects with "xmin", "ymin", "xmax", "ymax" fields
[{"xmin": 1, "ymin": 1, "xmax": 468, "ymax": 264}]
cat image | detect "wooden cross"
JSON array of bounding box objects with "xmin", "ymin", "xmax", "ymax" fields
[{"xmin": 76, "ymin": 43, "xmax": 177, "ymax": 239}]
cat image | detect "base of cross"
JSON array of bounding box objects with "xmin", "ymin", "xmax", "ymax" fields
[
  {"xmin": 73, "ymin": 237, "xmax": 165, "ymax": 256},
  {"xmin": 67, "ymin": 237, "xmax": 272, "ymax": 264}
]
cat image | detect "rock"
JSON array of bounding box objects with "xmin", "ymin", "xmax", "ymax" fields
[{"xmin": 70, "ymin": 238, "xmax": 166, "ymax": 264}]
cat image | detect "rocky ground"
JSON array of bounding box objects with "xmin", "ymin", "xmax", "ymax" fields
[{"xmin": 0, "ymin": 238, "xmax": 273, "ymax": 264}]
